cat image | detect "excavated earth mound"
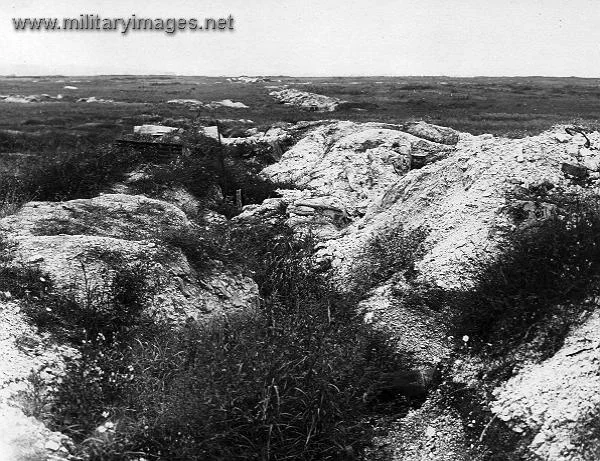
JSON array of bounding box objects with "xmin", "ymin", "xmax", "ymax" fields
[
  {"xmin": 239, "ymin": 120, "xmax": 600, "ymax": 460},
  {"xmin": 0, "ymin": 193, "xmax": 258, "ymax": 460},
  {"xmin": 0, "ymin": 193, "xmax": 257, "ymax": 319}
]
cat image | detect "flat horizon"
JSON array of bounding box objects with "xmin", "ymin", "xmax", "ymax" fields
[{"xmin": 2, "ymin": 74, "xmax": 600, "ymax": 79}]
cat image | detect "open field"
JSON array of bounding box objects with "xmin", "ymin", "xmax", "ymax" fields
[{"xmin": 1, "ymin": 75, "xmax": 600, "ymax": 158}]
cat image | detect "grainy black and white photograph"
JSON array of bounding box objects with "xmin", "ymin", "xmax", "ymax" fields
[{"xmin": 1, "ymin": 1, "xmax": 600, "ymax": 460}]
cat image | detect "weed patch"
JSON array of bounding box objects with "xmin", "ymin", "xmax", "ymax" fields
[
  {"xmin": 20, "ymin": 225, "xmax": 414, "ymax": 460},
  {"xmin": 351, "ymin": 224, "xmax": 429, "ymax": 296},
  {"xmin": 0, "ymin": 143, "xmax": 142, "ymax": 211}
]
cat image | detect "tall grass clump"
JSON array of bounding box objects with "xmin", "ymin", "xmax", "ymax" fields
[
  {"xmin": 22, "ymin": 223, "xmax": 414, "ymax": 460},
  {"xmin": 351, "ymin": 224, "xmax": 429, "ymax": 296},
  {"xmin": 0, "ymin": 143, "xmax": 142, "ymax": 217}
]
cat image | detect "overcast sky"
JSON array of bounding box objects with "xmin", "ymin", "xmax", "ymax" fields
[{"xmin": 1, "ymin": 0, "xmax": 599, "ymax": 76}]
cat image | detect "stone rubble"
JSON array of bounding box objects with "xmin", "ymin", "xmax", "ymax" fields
[
  {"xmin": 0, "ymin": 94, "xmax": 63, "ymax": 103},
  {"xmin": 269, "ymin": 88, "xmax": 345, "ymax": 111},
  {"xmin": 76, "ymin": 96, "xmax": 115, "ymax": 103},
  {"xmin": 227, "ymin": 76, "xmax": 271, "ymax": 84},
  {"xmin": 167, "ymin": 99, "xmax": 249, "ymax": 109}
]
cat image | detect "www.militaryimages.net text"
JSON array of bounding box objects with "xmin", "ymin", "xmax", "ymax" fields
[{"xmin": 12, "ymin": 14, "xmax": 235, "ymax": 34}]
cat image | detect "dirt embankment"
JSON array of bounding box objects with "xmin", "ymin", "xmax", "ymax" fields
[
  {"xmin": 0, "ymin": 192, "xmax": 258, "ymax": 460},
  {"xmin": 241, "ymin": 120, "xmax": 600, "ymax": 461}
]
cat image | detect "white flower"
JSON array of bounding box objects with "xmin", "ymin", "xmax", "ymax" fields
[
  {"xmin": 462, "ymin": 335, "xmax": 469, "ymax": 343},
  {"xmin": 97, "ymin": 421, "xmax": 115, "ymax": 433},
  {"xmin": 101, "ymin": 411, "xmax": 110, "ymax": 418}
]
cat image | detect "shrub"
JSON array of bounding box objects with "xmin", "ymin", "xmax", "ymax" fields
[
  {"xmin": 0, "ymin": 126, "xmax": 279, "ymax": 218},
  {"xmin": 452, "ymin": 192, "xmax": 600, "ymax": 358},
  {"xmin": 0, "ymin": 176, "xmax": 33, "ymax": 218},
  {"xmin": 127, "ymin": 135, "xmax": 280, "ymax": 218},
  {"xmin": 22, "ymin": 263, "xmax": 160, "ymax": 440},
  {"xmin": 158, "ymin": 222, "xmax": 231, "ymax": 275},
  {"xmin": 0, "ymin": 143, "xmax": 142, "ymax": 209},
  {"xmin": 0, "ymin": 235, "xmax": 48, "ymax": 298},
  {"xmin": 374, "ymin": 192, "xmax": 600, "ymax": 364},
  {"xmin": 351, "ymin": 225, "xmax": 429, "ymax": 296},
  {"xmin": 22, "ymin": 262, "xmax": 155, "ymax": 346},
  {"xmin": 26, "ymin": 144, "xmax": 141, "ymax": 201}
]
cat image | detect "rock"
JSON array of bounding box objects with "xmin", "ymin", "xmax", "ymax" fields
[
  {"xmin": 554, "ymin": 132, "xmax": 572, "ymax": 143},
  {"xmin": 235, "ymin": 198, "xmax": 287, "ymax": 225},
  {"xmin": 269, "ymin": 88, "xmax": 344, "ymax": 111},
  {"xmin": 167, "ymin": 98, "xmax": 204, "ymax": 107},
  {"xmin": 579, "ymin": 148, "xmax": 600, "ymax": 171},
  {"xmin": 76, "ymin": 96, "xmax": 115, "ymax": 103},
  {"xmin": 260, "ymin": 121, "xmax": 452, "ymax": 222},
  {"xmin": 133, "ymin": 125, "xmax": 180, "ymax": 137},
  {"xmin": 1, "ymin": 116, "xmax": 597, "ymax": 460},
  {"xmin": 425, "ymin": 426, "xmax": 437, "ymax": 438},
  {"xmin": 358, "ymin": 283, "xmax": 449, "ymax": 366},
  {"xmin": 45, "ymin": 439, "xmax": 61, "ymax": 451},
  {"xmin": 365, "ymin": 400, "xmax": 472, "ymax": 461},
  {"xmin": 167, "ymin": 99, "xmax": 249, "ymax": 109},
  {"xmin": 1, "ymin": 194, "xmax": 192, "ymax": 241},
  {"xmin": 251, "ymin": 123, "xmax": 596, "ymax": 365},
  {"xmin": 402, "ymin": 121, "xmax": 460, "ymax": 145},
  {"xmin": 294, "ymin": 197, "xmax": 341, "ymax": 210},
  {"xmin": 0, "ymin": 94, "xmax": 62, "ymax": 104},
  {"xmin": 219, "ymin": 125, "xmax": 296, "ymax": 154},
  {"xmin": 492, "ymin": 310, "xmax": 600, "ymax": 460},
  {"xmin": 200, "ymin": 126, "xmax": 220, "ymax": 140},
  {"xmin": 561, "ymin": 163, "xmax": 589, "ymax": 179},
  {"xmin": 250, "ymin": 122, "xmax": 600, "ymax": 459},
  {"xmin": 210, "ymin": 99, "xmax": 249, "ymax": 109},
  {"xmin": 0, "ymin": 404, "xmax": 72, "ymax": 460},
  {"xmin": 227, "ymin": 76, "xmax": 271, "ymax": 84}
]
